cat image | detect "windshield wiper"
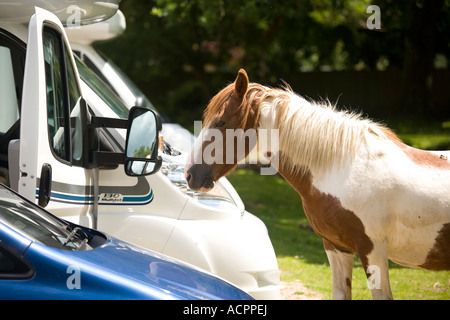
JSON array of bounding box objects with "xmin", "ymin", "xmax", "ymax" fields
[
  {"xmin": 63, "ymin": 227, "xmax": 81, "ymax": 246},
  {"xmin": 63, "ymin": 227, "xmax": 89, "ymax": 248},
  {"xmin": 77, "ymin": 238, "xmax": 89, "ymax": 251}
]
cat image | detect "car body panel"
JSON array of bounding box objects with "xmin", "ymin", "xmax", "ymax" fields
[{"xmin": 0, "ymin": 185, "xmax": 253, "ymax": 300}]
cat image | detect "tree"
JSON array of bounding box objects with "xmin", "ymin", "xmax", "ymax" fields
[
  {"xmin": 96, "ymin": 0, "xmax": 450, "ymax": 125},
  {"xmin": 402, "ymin": 0, "xmax": 446, "ymax": 117}
]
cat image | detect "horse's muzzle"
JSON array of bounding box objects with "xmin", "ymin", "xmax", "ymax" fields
[{"xmin": 185, "ymin": 164, "xmax": 215, "ymax": 192}]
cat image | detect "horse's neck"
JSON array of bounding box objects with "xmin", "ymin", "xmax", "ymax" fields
[{"xmin": 274, "ymin": 152, "xmax": 316, "ymax": 199}]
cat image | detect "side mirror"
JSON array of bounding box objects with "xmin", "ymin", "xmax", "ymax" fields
[{"xmin": 124, "ymin": 107, "xmax": 162, "ymax": 176}]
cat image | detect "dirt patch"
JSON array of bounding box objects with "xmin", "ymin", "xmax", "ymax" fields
[{"xmin": 280, "ymin": 280, "xmax": 323, "ymax": 300}]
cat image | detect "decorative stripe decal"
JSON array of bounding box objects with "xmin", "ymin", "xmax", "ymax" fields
[
  {"xmin": 35, "ymin": 189, "xmax": 154, "ymax": 206},
  {"xmin": 35, "ymin": 176, "xmax": 154, "ymax": 206}
]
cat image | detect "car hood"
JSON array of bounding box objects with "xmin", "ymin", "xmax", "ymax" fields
[{"xmin": 24, "ymin": 235, "xmax": 253, "ymax": 300}]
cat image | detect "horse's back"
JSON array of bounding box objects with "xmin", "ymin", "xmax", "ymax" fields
[{"xmin": 429, "ymin": 150, "xmax": 450, "ymax": 159}]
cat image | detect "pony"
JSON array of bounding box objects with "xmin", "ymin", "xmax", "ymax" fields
[{"xmin": 185, "ymin": 69, "xmax": 450, "ymax": 299}]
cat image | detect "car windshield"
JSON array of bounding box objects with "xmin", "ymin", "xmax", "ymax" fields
[
  {"xmin": 74, "ymin": 54, "xmax": 129, "ymax": 119},
  {"xmin": 0, "ymin": 186, "xmax": 91, "ymax": 251}
]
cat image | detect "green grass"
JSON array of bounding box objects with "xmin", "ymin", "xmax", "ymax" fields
[
  {"xmin": 227, "ymin": 169, "xmax": 450, "ymax": 300},
  {"xmin": 398, "ymin": 133, "xmax": 450, "ymax": 150},
  {"xmin": 386, "ymin": 118, "xmax": 450, "ymax": 150}
]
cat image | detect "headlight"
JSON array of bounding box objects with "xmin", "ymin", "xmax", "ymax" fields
[{"xmin": 159, "ymin": 152, "xmax": 238, "ymax": 209}]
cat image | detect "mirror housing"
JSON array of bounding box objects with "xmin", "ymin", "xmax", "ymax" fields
[{"xmin": 124, "ymin": 107, "xmax": 162, "ymax": 176}]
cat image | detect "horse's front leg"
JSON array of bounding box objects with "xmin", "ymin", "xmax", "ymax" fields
[
  {"xmin": 361, "ymin": 240, "xmax": 393, "ymax": 300},
  {"xmin": 324, "ymin": 240, "xmax": 354, "ymax": 300}
]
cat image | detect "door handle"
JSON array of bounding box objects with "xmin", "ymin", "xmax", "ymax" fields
[{"xmin": 38, "ymin": 163, "xmax": 52, "ymax": 208}]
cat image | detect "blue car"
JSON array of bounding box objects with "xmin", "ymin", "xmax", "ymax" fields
[{"xmin": 0, "ymin": 185, "xmax": 253, "ymax": 300}]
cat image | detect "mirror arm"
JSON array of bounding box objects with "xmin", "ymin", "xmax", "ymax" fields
[
  {"xmin": 87, "ymin": 116, "xmax": 127, "ymax": 169},
  {"xmin": 92, "ymin": 151, "xmax": 125, "ymax": 167},
  {"xmin": 89, "ymin": 116, "xmax": 128, "ymax": 129}
]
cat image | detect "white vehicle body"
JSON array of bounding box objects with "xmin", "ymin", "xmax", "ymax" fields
[{"xmin": 0, "ymin": 3, "xmax": 280, "ymax": 299}]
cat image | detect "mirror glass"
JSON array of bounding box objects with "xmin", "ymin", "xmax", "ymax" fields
[
  {"xmin": 125, "ymin": 107, "xmax": 161, "ymax": 176},
  {"xmin": 125, "ymin": 160, "xmax": 156, "ymax": 176},
  {"xmin": 126, "ymin": 108, "xmax": 157, "ymax": 158}
]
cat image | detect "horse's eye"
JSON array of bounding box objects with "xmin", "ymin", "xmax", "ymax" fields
[{"xmin": 214, "ymin": 121, "xmax": 225, "ymax": 128}]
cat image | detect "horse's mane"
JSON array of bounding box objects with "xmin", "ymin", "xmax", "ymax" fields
[
  {"xmin": 276, "ymin": 87, "xmax": 397, "ymax": 172},
  {"xmin": 204, "ymin": 81, "xmax": 396, "ymax": 176},
  {"xmin": 252, "ymin": 85, "xmax": 395, "ymax": 175}
]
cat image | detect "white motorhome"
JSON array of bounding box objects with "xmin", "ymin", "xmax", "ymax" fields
[{"xmin": 0, "ymin": 1, "xmax": 280, "ymax": 299}]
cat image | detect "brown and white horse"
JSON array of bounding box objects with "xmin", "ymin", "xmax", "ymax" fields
[{"xmin": 185, "ymin": 69, "xmax": 450, "ymax": 299}]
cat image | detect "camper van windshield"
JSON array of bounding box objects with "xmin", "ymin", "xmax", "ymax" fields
[{"xmin": 74, "ymin": 55, "xmax": 129, "ymax": 119}]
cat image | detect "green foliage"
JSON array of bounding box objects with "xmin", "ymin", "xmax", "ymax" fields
[
  {"xmin": 96, "ymin": 0, "xmax": 450, "ymax": 127},
  {"xmin": 132, "ymin": 145, "xmax": 152, "ymax": 158},
  {"xmin": 387, "ymin": 118, "xmax": 450, "ymax": 149}
]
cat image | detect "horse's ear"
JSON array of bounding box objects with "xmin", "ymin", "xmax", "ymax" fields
[{"xmin": 234, "ymin": 69, "xmax": 249, "ymax": 99}]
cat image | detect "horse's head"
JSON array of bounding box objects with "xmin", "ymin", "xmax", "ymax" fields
[{"xmin": 185, "ymin": 69, "xmax": 260, "ymax": 191}]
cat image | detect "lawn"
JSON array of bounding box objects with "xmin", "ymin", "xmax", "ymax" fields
[{"xmin": 227, "ymin": 163, "xmax": 450, "ymax": 299}]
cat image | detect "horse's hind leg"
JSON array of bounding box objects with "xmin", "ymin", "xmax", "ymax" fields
[{"xmin": 324, "ymin": 240, "xmax": 354, "ymax": 300}]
